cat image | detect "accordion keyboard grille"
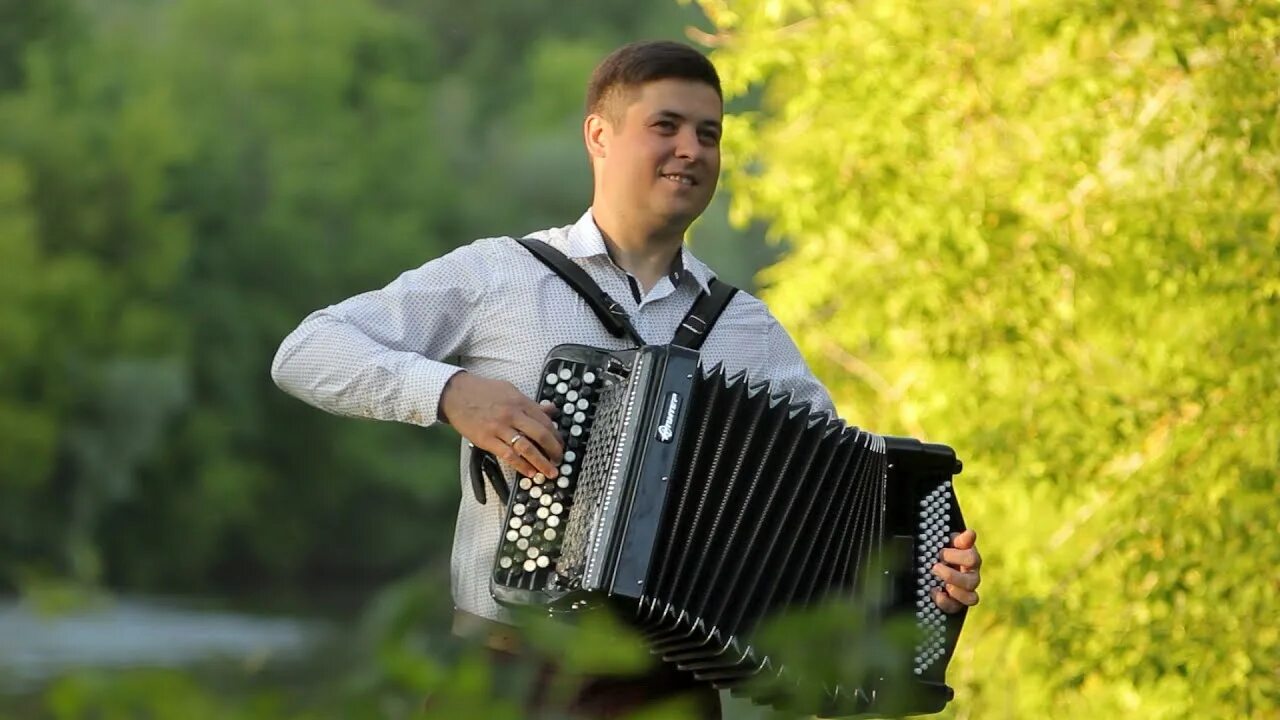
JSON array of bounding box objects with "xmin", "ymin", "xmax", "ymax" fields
[{"xmin": 557, "ymin": 380, "xmax": 626, "ymax": 586}]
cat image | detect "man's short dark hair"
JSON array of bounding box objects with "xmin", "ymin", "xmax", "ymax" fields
[{"xmin": 586, "ymin": 40, "xmax": 722, "ymax": 123}]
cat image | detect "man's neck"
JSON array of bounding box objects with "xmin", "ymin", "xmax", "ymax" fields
[{"xmin": 591, "ymin": 206, "xmax": 685, "ymax": 294}]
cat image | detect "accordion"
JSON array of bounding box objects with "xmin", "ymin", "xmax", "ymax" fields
[{"xmin": 491, "ymin": 344, "xmax": 967, "ymax": 717}]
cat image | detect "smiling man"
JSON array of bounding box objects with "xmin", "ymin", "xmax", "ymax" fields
[{"xmin": 271, "ymin": 40, "xmax": 981, "ymax": 719}]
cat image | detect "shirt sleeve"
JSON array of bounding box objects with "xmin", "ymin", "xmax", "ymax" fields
[
  {"xmin": 760, "ymin": 315, "xmax": 838, "ymax": 417},
  {"xmin": 270, "ymin": 240, "xmax": 498, "ymax": 427}
]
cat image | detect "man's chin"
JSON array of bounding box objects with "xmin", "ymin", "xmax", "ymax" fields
[{"xmin": 655, "ymin": 196, "xmax": 711, "ymax": 226}]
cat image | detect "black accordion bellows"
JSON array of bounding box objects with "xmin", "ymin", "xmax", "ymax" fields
[{"xmin": 491, "ymin": 344, "xmax": 966, "ymax": 717}]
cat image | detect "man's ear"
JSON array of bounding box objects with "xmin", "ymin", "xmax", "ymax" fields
[{"xmin": 584, "ymin": 113, "xmax": 609, "ymax": 160}]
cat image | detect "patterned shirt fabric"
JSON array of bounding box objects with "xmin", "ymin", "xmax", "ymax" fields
[{"xmin": 271, "ymin": 209, "xmax": 835, "ymax": 622}]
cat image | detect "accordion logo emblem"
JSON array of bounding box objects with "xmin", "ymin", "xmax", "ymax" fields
[{"xmin": 656, "ymin": 392, "xmax": 681, "ymax": 443}]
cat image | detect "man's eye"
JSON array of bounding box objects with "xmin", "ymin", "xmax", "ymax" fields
[{"xmin": 654, "ymin": 121, "xmax": 676, "ymax": 131}]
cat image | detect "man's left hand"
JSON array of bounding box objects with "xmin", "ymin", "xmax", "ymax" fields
[{"xmin": 931, "ymin": 528, "xmax": 981, "ymax": 613}]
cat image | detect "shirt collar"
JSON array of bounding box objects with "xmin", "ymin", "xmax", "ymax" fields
[{"xmin": 568, "ymin": 209, "xmax": 715, "ymax": 293}]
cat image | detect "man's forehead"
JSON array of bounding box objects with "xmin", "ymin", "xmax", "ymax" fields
[{"xmin": 626, "ymin": 79, "xmax": 722, "ymax": 120}]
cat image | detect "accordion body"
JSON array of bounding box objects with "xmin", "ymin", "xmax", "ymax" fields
[{"xmin": 491, "ymin": 344, "xmax": 966, "ymax": 717}]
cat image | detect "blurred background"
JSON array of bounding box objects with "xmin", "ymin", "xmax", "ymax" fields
[{"xmin": 0, "ymin": 0, "xmax": 1275, "ymax": 718}]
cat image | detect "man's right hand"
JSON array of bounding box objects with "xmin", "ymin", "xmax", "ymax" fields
[{"xmin": 438, "ymin": 371, "xmax": 563, "ymax": 479}]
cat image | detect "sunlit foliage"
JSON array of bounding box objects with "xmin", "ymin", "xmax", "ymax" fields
[{"xmin": 699, "ymin": 0, "xmax": 1280, "ymax": 716}]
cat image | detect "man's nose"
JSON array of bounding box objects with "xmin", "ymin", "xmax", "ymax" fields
[{"xmin": 674, "ymin": 127, "xmax": 704, "ymax": 160}]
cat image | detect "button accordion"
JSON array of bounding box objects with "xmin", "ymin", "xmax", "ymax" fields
[{"xmin": 490, "ymin": 344, "xmax": 967, "ymax": 717}]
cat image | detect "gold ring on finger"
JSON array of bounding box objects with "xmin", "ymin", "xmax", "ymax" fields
[{"xmin": 508, "ymin": 433, "xmax": 524, "ymax": 446}]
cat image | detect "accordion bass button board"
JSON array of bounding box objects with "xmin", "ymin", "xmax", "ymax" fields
[{"xmin": 490, "ymin": 344, "xmax": 968, "ymax": 717}]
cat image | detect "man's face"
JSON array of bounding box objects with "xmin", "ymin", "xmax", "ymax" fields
[{"xmin": 591, "ymin": 78, "xmax": 722, "ymax": 230}]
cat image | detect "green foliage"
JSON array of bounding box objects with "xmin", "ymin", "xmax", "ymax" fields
[
  {"xmin": 0, "ymin": 0, "xmax": 728, "ymax": 596},
  {"xmin": 701, "ymin": 0, "xmax": 1280, "ymax": 716},
  {"xmin": 0, "ymin": 0, "xmax": 774, "ymax": 716}
]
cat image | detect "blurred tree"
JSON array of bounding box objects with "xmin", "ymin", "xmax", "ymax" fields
[
  {"xmin": 700, "ymin": 0, "xmax": 1279, "ymax": 716},
  {"xmin": 0, "ymin": 0, "xmax": 771, "ymax": 598},
  {"xmin": 0, "ymin": 0, "xmax": 465, "ymax": 592}
]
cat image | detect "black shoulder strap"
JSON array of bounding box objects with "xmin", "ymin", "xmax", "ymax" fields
[
  {"xmin": 515, "ymin": 237, "xmax": 645, "ymax": 345},
  {"xmin": 472, "ymin": 238, "xmax": 738, "ymax": 508},
  {"xmin": 671, "ymin": 278, "xmax": 739, "ymax": 351}
]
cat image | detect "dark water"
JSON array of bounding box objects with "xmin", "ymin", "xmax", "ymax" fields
[
  {"xmin": 0, "ymin": 595, "xmax": 334, "ymax": 695},
  {"xmin": 0, "ymin": 595, "xmax": 768, "ymax": 719}
]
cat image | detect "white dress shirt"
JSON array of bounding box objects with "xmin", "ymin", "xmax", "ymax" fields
[{"xmin": 271, "ymin": 209, "xmax": 835, "ymax": 621}]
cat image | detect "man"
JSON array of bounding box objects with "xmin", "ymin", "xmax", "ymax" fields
[{"xmin": 272, "ymin": 40, "xmax": 981, "ymax": 719}]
